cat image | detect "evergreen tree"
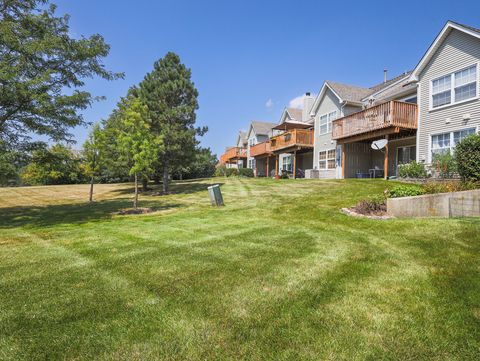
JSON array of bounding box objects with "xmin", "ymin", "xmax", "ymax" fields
[
  {"xmin": 138, "ymin": 52, "xmax": 204, "ymax": 194},
  {"xmin": 0, "ymin": 0, "xmax": 122, "ymax": 145}
]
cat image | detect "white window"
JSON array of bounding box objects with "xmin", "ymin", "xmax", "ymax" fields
[
  {"xmin": 319, "ymin": 111, "xmax": 337, "ymax": 135},
  {"xmin": 282, "ymin": 155, "xmax": 292, "ymax": 172},
  {"xmin": 319, "ymin": 114, "xmax": 328, "ymax": 134},
  {"xmin": 431, "ymin": 128, "xmax": 476, "ymax": 159},
  {"xmin": 319, "ymin": 149, "xmax": 336, "ymax": 170},
  {"xmin": 431, "ymin": 65, "xmax": 477, "ymax": 109},
  {"xmin": 248, "ymin": 138, "xmax": 256, "ymax": 146}
]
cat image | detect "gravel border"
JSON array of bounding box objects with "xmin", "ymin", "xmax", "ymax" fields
[{"xmin": 341, "ymin": 207, "xmax": 395, "ymax": 220}]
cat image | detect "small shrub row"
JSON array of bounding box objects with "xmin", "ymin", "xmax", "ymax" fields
[
  {"xmin": 387, "ymin": 184, "xmax": 425, "ymax": 198},
  {"xmin": 239, "ymin": 168, "xmax": 254, "ymax": 177},
  {"xmin": 398, "ymin": 161, "xmax": 427, "ymax": 178}
]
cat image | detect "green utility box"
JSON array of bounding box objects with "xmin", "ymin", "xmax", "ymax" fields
[{"xmin": 207, "ymin": 184, "xmax": 224, "ymax": 206}]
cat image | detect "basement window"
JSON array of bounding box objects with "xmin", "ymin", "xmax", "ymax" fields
[{"xmin": 319, "ymin": 149, "xmax": 336, "ymax": 170}]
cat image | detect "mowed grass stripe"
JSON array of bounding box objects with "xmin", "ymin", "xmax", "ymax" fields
[{"xmin": 0, "ymin": 178, "xmax": 479, "ymax": 360}]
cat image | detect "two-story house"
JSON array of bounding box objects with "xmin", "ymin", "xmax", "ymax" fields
[
  {"xmin": 246, "ymin": 121, "xmax": 277, "ymax": 176},
  {"xmin": 219, "ymin": 130, "xmax": 248, "ymax": 168},
  {"xmin": 408, "ymin": 21, "xmax": 480, "ymax": 167}
]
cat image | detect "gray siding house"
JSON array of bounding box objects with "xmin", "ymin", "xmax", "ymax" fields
[
  {"xmin": 409, "ymin": 21, "xmax": 480, "ymax": 166},
  {"xmin": 246, "ymin": 120, "xmax": 277, "ymax": 176}
]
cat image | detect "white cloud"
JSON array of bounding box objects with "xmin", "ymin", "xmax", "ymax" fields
[
  {"xmin": 288, "ymin": 94, "xmax": 306, "ymax": 109},
  {"xmin": 265, "ymin": 98, "xmax": 274, "ymax": 110}
]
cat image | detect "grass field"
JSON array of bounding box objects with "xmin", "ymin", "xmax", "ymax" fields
[{"xmin": 0, "ymin": 178, "xmax": 479, "ymax": 360}]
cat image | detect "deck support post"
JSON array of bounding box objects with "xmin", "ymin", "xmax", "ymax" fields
[
  {"xmin": 266, "ymin": 156, "xmax": 270, "ymax": 178},
  {"xmin": 384, "ymin": 135, "xmax": 389, "ymax": 180},
  {"xmin": 275, "ymin": 155, "xmax": 279, "ymax": 177},
  {"xmin": 293, "ymin": 150, "xmax": 297, "ymax": 179},
  {"xmin": 341, "ymin": 144, "xmax": 346, "ymax": 179}
]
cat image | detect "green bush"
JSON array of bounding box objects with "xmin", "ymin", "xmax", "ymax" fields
[
  {"xmin": 225, "ymin": 168, "xmax": 239, "ymax": 177},
  {"xmin": 398, "ymin": 161, "xmax": 427, "ymax": 178},
  {"xmin": 239, "ymin": 168, "xmax": 254, "ymax": 177},
  {"xmin": 387, "ymin": 184, "xmax": 425, "ymax": 198},
  {"xmin": 432, "ymin": 152, "xmax": 457, "ymax": 178},
  {"xmin": 454, "ymin": 133, "xmax": 480, "ymax": 182},
  {"xmin": 214, "ymin": 165, "xmax": 227, "ymax": 177}
]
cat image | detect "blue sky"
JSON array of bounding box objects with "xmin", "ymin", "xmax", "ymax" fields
[{"xmin": 55, "ymin": 0, "xmax": 480, "ymax": 157}]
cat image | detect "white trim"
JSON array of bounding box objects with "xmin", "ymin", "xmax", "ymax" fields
[
  {"xmin": 428, "ymin": 126, "xmax": 477, "ymax": 163},
  {"xmin": 416, "ymin": 83, "xmax": 421, "ymax": 163},
  {"xmin": 410, "ymin": 21, "xmax": 480, "ymax": 82}
]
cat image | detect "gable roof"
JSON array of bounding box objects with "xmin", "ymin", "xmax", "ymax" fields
[
  {"xmin": 236, "ymin": 131, "xmax": 247, "ymax": 147},
  {"xmin": 409, "ymin": 21, "xmax": 480, "ymax": 82},
  {"xmin": 310, "ymin": 81, "xmax": 369, "ymax": 114},
  {"xmin": 250, "ymin": 120, "xmax": 276, "ymax": 136},
  {"xmin": 279, "ymin": 107, "xmax": 304, "ymax": 125}
]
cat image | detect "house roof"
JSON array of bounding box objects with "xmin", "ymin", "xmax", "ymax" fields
[
  {"xmin": 236, "ymin": 131, "xmax": 247, "ymax": 146},
  {"xmin": 326, "ymin": 81, "xmax": 373, "ymax": 103},
  {"xmin": 250, "ymin": 120, "xmax": 276, "ymax": 136},
  {"xmin": 285, "ymin": 108, "xmax": 303, "ymax": 122},
  {"xmin": 409, "ymin": 21, "xmax": 480, "ymax": 82}
]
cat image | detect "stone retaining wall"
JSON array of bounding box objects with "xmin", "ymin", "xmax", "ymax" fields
[{"xmin": 387, "ymin": 189, "xmax": 480, "ymax": 218}]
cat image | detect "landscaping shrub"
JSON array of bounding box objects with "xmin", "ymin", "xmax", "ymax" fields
[
  {"xmin": 423, "ymin": 180, "xmax": 479, "ymax": 194},
  {"xmin": 454, "ymin": 133, "xmax": 480, "ymax": 182},
  {"xmin": 387, "ymin": 184, "xmax": 425, "ymax": 198},
  {"xmin": 226, "ymin": 168, "xmax": 239, "ymax": 177},
  {"xmin": 354, "ymin": 194, "xmax": 386, "ymax": 214},
  {"xmin": 432, "ymin": 152, "xmax": 457, "ymax": 178},
  {"xmin": 214, "ymin": 165, "xmax": 227, "ymax": 177},
  {"xmin": 239, "ymin": 168, "xmax": 254, "ymax": 177},
  {"xmin": 398, "ymin": 161, "xmax": 427, "ymax": 178}
]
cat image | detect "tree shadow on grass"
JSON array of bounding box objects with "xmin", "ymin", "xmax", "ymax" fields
[
  {"xmin": 110, "ymin": 181, "xmax": 224, "ymax": 196},
  {"xmin": 0, "ymin": 199, "xmax": 183, "ymax": 229}
]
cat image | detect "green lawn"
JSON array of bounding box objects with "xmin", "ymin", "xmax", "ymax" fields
[{"xmin": 0, "ymin": 178, "xmax": 479, "ymax": 360}]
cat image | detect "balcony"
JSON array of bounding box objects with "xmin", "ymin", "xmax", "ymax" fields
[
  {"xmin": 220, "ymin": 147, "xmax": 247, "ymax": 164},
  {"xmin": 250, "ymin": 141, "xmax": 272, "ymax": 157},
  {"xmin": 270, "ymin": 129, "xmax": 314, "ymax": 152},
  {"xmin": 332, "ymin": 101, "xmax": 417, "ymax": 142}
]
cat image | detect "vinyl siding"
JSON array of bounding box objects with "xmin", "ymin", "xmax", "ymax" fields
[
  {"xmin": 312, "ymin": 89, "xmax": 361, "ymax": 178},
  {"xmin": 418, "ymin": 29, "xmax": 480, "ymax": 163}
]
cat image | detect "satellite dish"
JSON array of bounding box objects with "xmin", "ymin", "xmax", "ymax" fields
[{"xmin": 371, "ymin": 139, "xmax": 388, "ymax": 150}]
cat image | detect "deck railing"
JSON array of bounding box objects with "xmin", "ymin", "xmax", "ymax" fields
[
  {"xmin": 332, "ymin": 101, "xmax": 417, "ymax": 140},
  {"xmin": 250, "ymin": 141, "xmax": 272, "ymax": 157},
  {"xmin": 270, "ymin": 129, "xmax": 314, "ymax": 152},
  {"xmin": 220, "ymin": 147, "xmax": 247, "ymax": 163}
]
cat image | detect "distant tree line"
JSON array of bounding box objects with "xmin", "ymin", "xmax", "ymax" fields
[{"xmin": 0, "ymin": 0, "xmax": 217, "ymax": 204}]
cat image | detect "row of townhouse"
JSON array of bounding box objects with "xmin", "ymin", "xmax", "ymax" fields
[{"xmin": 219, "ymin": 21, "xmax": 480, "ymax": 179}]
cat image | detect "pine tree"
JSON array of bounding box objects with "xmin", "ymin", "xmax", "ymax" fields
[{"xmin": 138, "ymin": 52, "xmax": 203, "ymax": 194}]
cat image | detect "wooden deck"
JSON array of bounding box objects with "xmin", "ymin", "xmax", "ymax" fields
[
  {"xmin": 270, "ymin": 129, "xmax": 314, "ymax": 153},
  {"xmin": 332, "ymin": 101, "xmax": 417, "ymax": 143},
  {"xmin": 219, "ymin": 147, "xmax": 247, "ymax": 164},
  {"xmin": 250, "ymin": 141, "xmax": 272, "ymax": 157}
]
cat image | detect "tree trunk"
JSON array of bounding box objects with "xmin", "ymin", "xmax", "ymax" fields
[
  {"xmin": 89, "ymin": 175, "xmax": 94, "ymax": 202},
  {"xmin": 142, "ymin": 177, "xmax": 148, "ymax": 192},
  {"xmin": 163, "ymin": 160, "xmax": 169, "ymax": 194},
  {"xmin": 134, "ymin": 172, "xmax": 139, "ymax": 209}
]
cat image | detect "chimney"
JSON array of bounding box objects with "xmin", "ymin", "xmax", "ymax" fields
[
  {"xmin": 384, "ymin": 69, "xmax": 388, "ymax": 83},
  {"xmin": 302, "ymin": 92, "xmax": 315, "ymax": 122}
]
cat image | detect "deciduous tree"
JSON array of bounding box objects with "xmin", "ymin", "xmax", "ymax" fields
[{"xmin": 0, "ymin": 0, "xmax": 122, "ymax": 145}]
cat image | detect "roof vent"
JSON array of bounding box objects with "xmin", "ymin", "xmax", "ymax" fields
[
  {"xmin": 383, "ymin": 69, "xmax": 388, "ymax": 83},
  {"xmin": 306, "ymin": 92, "xmax": 311, "ymax": 96}
]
